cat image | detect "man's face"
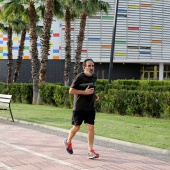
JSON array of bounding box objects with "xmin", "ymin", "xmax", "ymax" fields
[{"xmin": 84, "ymin": 60, "xmax": 94, "ymax": 76}]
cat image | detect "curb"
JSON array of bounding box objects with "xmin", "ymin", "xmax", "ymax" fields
[{"xmin": 1, "ymin": 116, "xmax": 170, "ymax": 156}]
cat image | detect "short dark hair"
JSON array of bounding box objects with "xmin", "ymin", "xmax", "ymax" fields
[{"xmin": 82, "ymin": 58, "xmax": 94, "ymax": 69}]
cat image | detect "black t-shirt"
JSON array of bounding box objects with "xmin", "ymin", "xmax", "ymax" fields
[{"xmin": 70, "ymin": 72, "xmax": 97, "ymax": 111}]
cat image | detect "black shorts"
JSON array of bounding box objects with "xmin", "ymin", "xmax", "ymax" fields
[{"xmin": 71, "ymin": 110, "xmax": 96, "ymax": 126}]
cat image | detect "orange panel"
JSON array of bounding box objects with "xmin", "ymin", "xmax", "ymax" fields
[
  {"xmin": 101, "ymin": 45, "xmax": 111, "ymax": 49},
  {"xmin": 152, "ymin": 40, "xmax": 162, "ymax": 43},
  {"xmin": 53, "ymin": 56, "xmax": 59, "ymax": 60},
  {"xmin": 0, "ymin": 34, "xmax": 3, "ymax": 38},
  {"xmin": 23, "ymin": 56, "xmax": 30, "ymax": 59},
  {"xmin": 141, "ymin": 4, "xmax": 152, "ymax": 7},
  {"xmin": 0, "ymin": 47, "xmax": 3, "ymax": 50}
]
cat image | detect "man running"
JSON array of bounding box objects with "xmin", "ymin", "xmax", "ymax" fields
[{"xmin": 64, "ymin": 58, "xmax": 99, "ymax": 159}]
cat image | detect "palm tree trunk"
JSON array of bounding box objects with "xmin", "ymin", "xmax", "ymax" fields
[
  {"xmin": 37, "ymin": 0, "xmax": 54, "ymax": 104},
  {"xmin": 29, "ymin": 1, "xmax": 39, "ymax": 104},
  {"xmin": 39, "ymin": 0, "xmax": 54, "ymax": 83},
  {"xmin": 64, "ymin": 8, "xmax": 71, "ymax": 86},
  {"xmin": 13, "ymin": 29, "xmax": 26, "ymax": 83},
  {"xmin": 73, "ymin": 13, "xmax": 87, "ymax": 80},
  {"xmin": 7, "ymin": 26, "xmax": 13, "ymax": 84}
]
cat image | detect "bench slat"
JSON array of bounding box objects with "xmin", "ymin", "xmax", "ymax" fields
[
  {"xmin": 0, "ymin": 94, "xmax": 12, "ymax": 99},
  {"xmin": 0, "ymin": 98, "xmax": 11, "ymax": 103},
  {"xmin": 0, "ymin": 103, "xmax": 9, "ymax": 107}
]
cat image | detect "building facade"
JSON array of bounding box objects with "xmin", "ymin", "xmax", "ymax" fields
[{"xmin": 0, "ymin": 0, "xmax": 170, "ymax": 83}]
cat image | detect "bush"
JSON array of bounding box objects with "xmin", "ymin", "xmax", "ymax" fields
[
  {"xmin": 39, "ymin": 83, "xmax": 56, "ymax": 105},
  {"xmin": 1, "ymin": 80, "xmax": 170, "ymax": 119},
  {"xmin": 8, "ymin": 83, "xmax": 22, "ymax": 102},
  {"xmin": 53, "ymin": 85, "xmax": 72, "ymax": 108},
  {"xmin": 20, "ymin": 84, "xmax": 33, "ymax": 104}
]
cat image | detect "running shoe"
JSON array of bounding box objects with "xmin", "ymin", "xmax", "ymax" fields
[
  {"xmin": 87, "ymin": 150, "xmax": 99, "ymax": 159},
  {"xmin": 64, "ymin": 139, "xmax": 73, "ymax": 154}
]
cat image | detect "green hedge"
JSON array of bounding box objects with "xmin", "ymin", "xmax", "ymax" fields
[{"xmin": 0, "ymin": 80, "xmax": 170, "ymax": 119}]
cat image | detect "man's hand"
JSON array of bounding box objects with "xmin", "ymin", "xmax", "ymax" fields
[
  {"xmin": 84, "ymin": 86, "xmax": 94, "ymax": 95},
  {"xmin": 94, "ymin": 95, "xmax": 99, "ymax": 101}
]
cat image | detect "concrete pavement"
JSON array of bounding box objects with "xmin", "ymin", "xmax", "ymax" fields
[{"xmin": 0, "ymin": 118, "xmax": 170, "ymax": 170}]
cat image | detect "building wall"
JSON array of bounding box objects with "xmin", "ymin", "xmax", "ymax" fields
[
  {"xmin": 0, "ymin": 0, "xmax": 169, "ymax": 83},
  {"xmin": 61, "ymin": 0, "xmax": 170, "ymax": 63},
  {"xmin": 0, "ymin": 60, "xmax": 140, "ymax": 84}
]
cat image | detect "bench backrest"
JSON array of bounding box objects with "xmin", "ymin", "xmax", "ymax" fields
[
  {"xmin": 0, "ymin": 94, "xmax": 12, "ymax": 99},
  {"xmin": 0, "ymin": 94, "xmax": 12, "ymax": 107}
]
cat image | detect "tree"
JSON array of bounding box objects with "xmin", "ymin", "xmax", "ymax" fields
[
  {"xmin": 28, "ymin": 1, "xmax": 40, "ymax": 104},
  {"xmin": 39, "ymin": 0, "xmax": 54, "ymax": 83},
  {"xmin": 0, "ymin": 8, "xmax": 13, "ymax": 83},
  {"xmin": 72, "ymin": 0, "xmax": 111, "ymax": 80},
  {"xmin": 1, "ymin": 0, "xmax": 44, "ymax": 83},
  {"xmin": 1, "ymin": 0, "xmax": 62, "ymax": 104},
  {"xmin": 63, "ymin": 4, "xmax": 72, "ymax": 86},
  {"xmin": 12, "ymin": 18, "xmax": 29, "ymax": 83},
  {"xmin": 62, "ymin": 0, "xmax": 78, "ymax": 86},
  {"xmin": 0, "ymin": 11, "xmax": 15, "ymax": 84}
]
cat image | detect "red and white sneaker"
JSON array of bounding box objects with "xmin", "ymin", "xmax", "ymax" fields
[
  {"xmin": 88, "ymin": 150, "xmax": 99, "ymax": 159},
  {"xmin": 64, "ymin": 139, "xmax": 73, "ymax": 154}
]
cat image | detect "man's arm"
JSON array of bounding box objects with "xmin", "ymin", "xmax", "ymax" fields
[{"xmin": 69, "ymin": 86, "xmax": 94, "ymax": 95}]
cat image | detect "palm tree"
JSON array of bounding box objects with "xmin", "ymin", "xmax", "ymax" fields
[
  {"xmin": 0, "ymin": 8, "xmax": 14, "ymax": 84},
  {"xmin": 6, "ymin": 26, "xmax": 13, "ymax": 83},
  {"xmin": 63, "ymin": 4, "xmax": 72, "ymax": 86},
  {"xmin": 28, "ymin": 1, "xmax": 40, "ymax": 104},
  {"xmin": 36, "ymin": 0, "xmax": 54, "ymax": 104},
  {"xmin": 1, "ymin": 0, "xmax": 44, "ymax": 83},
  {"xmin": 39, "ymin": 0, "xmax": 54, "ymax": 83},
  {"xmin": 62, "ymin": 0, "xmax": 79, "ymax": 86},
  {"xmin": 1, "ymin": 0, "xmax": 40, "ymax": 104},
  {"xmin": 0, "ymin": 1, "xmax": 27, "ymax": 83},
  {"xmin": 72, "ymin": 0, "xmax": 111, "ymax": 80},
  {"xmin": 10, "ymin": 17, "xmax": 30, "ymax": 83},
  {"xmin": 13, "ymin": 27, "xmax": 27, "ymax": 83}
]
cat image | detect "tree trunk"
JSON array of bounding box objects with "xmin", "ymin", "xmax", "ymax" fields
[
  {"xmin": 13, "ymin": 29, "xmax": 26, "ymax": 83},
  {"xmin": 39, "ymin": 0, "xmax": 54, "ymax": 83},
  {"xmin": 72, "ymin": 13, "xmax": 87, "ymax": 80},
  {"xmin": 64, "ymin": 8, "xmax": 71, "ymax": 86},
  {"xmin": 7, "ymin": 27, "xmax": 13, "ymax": 84},
  {"xmin": 37, "ymin": 0, "xmax": 54, "ymax": 104},
  {"xmin": 29, "ymin": 1, "xmax": 39, "ymax": 104}
]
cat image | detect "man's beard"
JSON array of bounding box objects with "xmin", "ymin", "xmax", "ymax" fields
[{"xmin": 87, "ymin": 70, "xmax": 94, "ymax": 76}]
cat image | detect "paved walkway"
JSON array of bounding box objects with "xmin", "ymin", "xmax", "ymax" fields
[{"xmin": 0, "ymin": 118, "xmax": 170, "ymax": 170}]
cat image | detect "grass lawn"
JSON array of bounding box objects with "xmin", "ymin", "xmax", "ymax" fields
[{"xmin": 1, "ymin": 103, "xmax": 170, "ymax": 150}]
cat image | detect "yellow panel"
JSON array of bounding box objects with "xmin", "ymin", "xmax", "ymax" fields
[
  {"xmin": 0, "ymin": 56, "xmax": 3, "ymax": 59},
  {"xmin": 53, "ymin": 56, "xmax": 59, "ymax": 60},
  {"xmin": 50, "ymin": 43, "xmax": 53, "ymax": 46},
  {"xmin": 101, "ymin": 45, "xmax": 111, "ymax": 49},
  {"xmin": 152, "ymin": 26, "xmax": 162, "ymax": 29},
  {"xmin": 0, "ymin": 34, "xmax": 3, "ymax": 38},
  {"xmin": 128, "ymin": 5, "xmax": 139, "ymax": 9},
  {"xmin": 13, "ymin": 37, "xmax": 18, "ymax": 41},
  {"xmin": 3, "ymin": 47, "xmax": 7, "ymax": 50},
  {"xmin": 115, "ymin": 52, "xmax": 126, "ymax": 56}
]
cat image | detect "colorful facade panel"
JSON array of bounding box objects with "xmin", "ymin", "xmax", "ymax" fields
[{"xmin": 0, "ymin": 1, "xmax": 170, "ymax": 63}]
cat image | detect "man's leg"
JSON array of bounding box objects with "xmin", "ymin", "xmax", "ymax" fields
[
  {"xmin": 64, "ymin": 125, "xmax": 80, "ymax": 154},
  {"xmin": 67, "ymin": 125, "xmax": 80, "ymax": 143},
  {"xmin": 86, "ymin": 123, "xmax": 94, "ymax": 150},
  {"xmin": 86, "ymin": 123, "xmax": 99, "ymax": 158}
]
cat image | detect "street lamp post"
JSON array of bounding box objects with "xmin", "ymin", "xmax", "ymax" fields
[{"xmin": 108, "ymin": 0, "xmax": 119, "ymax": 83}]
